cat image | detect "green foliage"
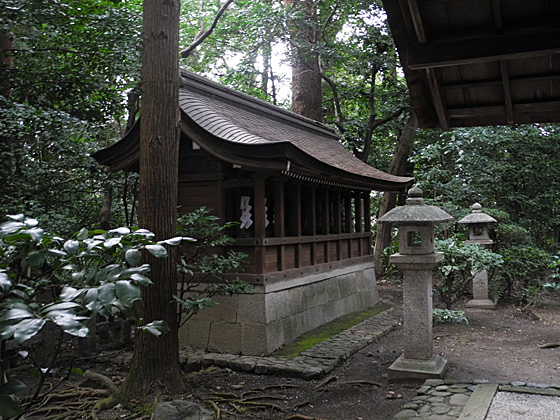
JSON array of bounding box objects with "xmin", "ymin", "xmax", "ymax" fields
[
  {"xmin": 495, "ymin": 245, "xmax": 554, "ymax": 306},
  {"xmin": 411, "ymin": 124, "xmax": 560, "ymax": 306},
  {"xmin": 0, "ymin": 214, "xmax": 171, "ymax": 344},
  {"xmin": 174, "ymin": 208, "xmax": 252, "ymax": 328},
  {"xmin": 0, "ymin": 378, "xmax": 25, "ymax": 419},
  {"xmin": 434, "ymin": 238, "xmax": 503, "ymax": 309},
  {"xmin": 2, "ymin": 0, "xmax": 141, "ymax": 122},
  {"xmin": 0, "ymin": 99, "xmax": 111, "ymax": 234},
  {"xmin": 180, "ymin": 0, "xmax": 288, "ymax": 104},
  {"xmin": 412, "ymin": 125, "xmax": 560, "ymax": 251},
  {"xmin": 0, "ymin": 214, "xmax": 174, "ymax": 416},
  {"xmin": 433, "ymin": 308, "xmax": 468, "ymax": 326},
  {"xmin": 1, "ymin": 0, "xmax": 142, "ymax": 235}
]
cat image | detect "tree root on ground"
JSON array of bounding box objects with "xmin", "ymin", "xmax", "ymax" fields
[
  {"xmin": 25, "ymin": 386, "xmax": 109, "ymax": 419},
  {"xmin": 205, "ymin": 384, "xmax": 298, "ymax": 415},
  {"xmin": 22, "ymin": 369, "xmax": 147, "ymax": 420},
  {"xmin": 313, "ymin": 375, "xmax": 381, "ymax": 391}
]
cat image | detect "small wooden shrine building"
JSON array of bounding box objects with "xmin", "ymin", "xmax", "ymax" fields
[{"xmin": 93, "ymin": 69, "xmax": 413, "ymax": 355}]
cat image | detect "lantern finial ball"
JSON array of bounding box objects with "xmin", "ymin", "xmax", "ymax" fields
[{"xmin": 409, "ymin": 186, "xmax": 423, "ymax": 197}]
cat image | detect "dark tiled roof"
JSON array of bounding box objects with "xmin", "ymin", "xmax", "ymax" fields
[{"xmin": 92, "ymin": 70, "xmax": 413, "ymax": 191}]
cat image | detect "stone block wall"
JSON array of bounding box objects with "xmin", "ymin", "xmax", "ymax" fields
[{"xmin": 178, "ymin": 261, "xmax": 380, "ymax": 355}]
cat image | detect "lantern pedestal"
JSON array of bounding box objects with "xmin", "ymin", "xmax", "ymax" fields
[
  {"xmin": 388, "ymin": 252, "xmax": 448, "ymax": 381},
  {"xmin": 388, "ymin": 354, "xmax": 448, "ymax": 382}
]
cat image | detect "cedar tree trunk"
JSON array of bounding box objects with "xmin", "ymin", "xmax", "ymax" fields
[
  {"xmin": 373, "ymin": 112, "xmax": 418, "ymax": 276},
  {"xmin": 0, "ymin": 29, "xmax": 13, "ymax": 207},
  {"xmin": 118, "ymin": 0, "xmax": 184, "ymax": 396},
  {"xmin": 286, "ymin": 0, "xmax": 322, "ymax": 121}
]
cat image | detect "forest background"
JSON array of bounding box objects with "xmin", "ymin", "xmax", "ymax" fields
[
  {"xmin": 2, "ymin": 0, "xmax": 558, "ymax": 277},
  {"xmin": 1, "ymin": 0, "xmax": 560, "ymax": 412}
]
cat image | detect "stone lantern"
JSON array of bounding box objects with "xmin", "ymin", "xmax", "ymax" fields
[
  {"xmin": 378, "ymin": 186, "xmax": 453, "ymax": 381},
  {"xmin": 459, "ymin": 203, "xmax": 497, "ymax": 309}
]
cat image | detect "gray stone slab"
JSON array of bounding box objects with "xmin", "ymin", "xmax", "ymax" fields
[
  {"xmin": 500, "ymin": 385, "xmax": 560, "ymax": 397},
  {"xmin": 457, "ymin": 383, "xmax": 498, "ymax": 420},
  {"xmin": 388, "ymin": 354, "xmax": 448, "ymax": 382}
]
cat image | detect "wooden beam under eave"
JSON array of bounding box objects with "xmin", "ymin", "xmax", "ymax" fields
[
  {"xmin": 442, "ymin": 73, "xmax": 560, "ymax": 91},
  {"xmin": 406, "ymin": 0, "xmax": 427, "ymax": 43},
  {"xmin": 407, "ymin": 32, "xmax": 560, "ymax": 70},
  {"xmin": 499, "ymin": 61, "xmax": 514, "ymax": 124},
  {"xmin": 425, "ymin": 68, "xmax": 450, "ymax": 131},
  {"xmin": 448, "ymin": 100, "xmax": 560, "ymax": 120},
  {"xmin": 491, "ymin": 0, "xmax": 503, "ymax": 33}
]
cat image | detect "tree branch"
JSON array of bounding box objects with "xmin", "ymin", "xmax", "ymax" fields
[
  {"xmin": 318, "ymin": 58, "xmax": 344, "ymax": 131},
  {"xmin": 180, "ymin": 0, "xmax": 235, "ymax": 58}
]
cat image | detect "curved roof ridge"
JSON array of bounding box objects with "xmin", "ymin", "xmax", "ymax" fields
[
  {"xmin": 180, "ymin": 68, "xmax": 337, "ymax": 138},
  {"xmin": 179, "ymin": 91, "xmax": 271, "ymax": 145}
]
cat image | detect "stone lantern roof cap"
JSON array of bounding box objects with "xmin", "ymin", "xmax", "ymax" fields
[
  {"xmin": 458, "ymin": 203, "xmax": 497, "ymax": 225},
  {"xmin": 377, "ymin": 186, "xmax": 454, "ymax": 225}
]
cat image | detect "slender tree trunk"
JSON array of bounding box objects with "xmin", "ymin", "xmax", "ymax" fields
[
  {"xmin": 100, "ymin": 179, "xmax": 113, "ymax": 231},
  {"xmin": 0, "ymin": 29, "xmax": 14, "ymax": 207},
  {"xmin": 118, "ymin": 0, "xmax": 184, "ymax": 397},
  {"xmin": 286, "ymin": 0, "xmax": 322, "ymax": 121},
  {"xmin": 373, "ymin": 112, "xmax": 418, "ymax": 276}
]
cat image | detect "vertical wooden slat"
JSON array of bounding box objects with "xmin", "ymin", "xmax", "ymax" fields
[
  {"xmin": 322, "ymin": 189, "xmax": 330, "ymax": 262},
  {"xmin": 334, "ymin": 190, "xmax": 342, "ymax": 260},
  {"xmin": 253, "ymin": 177, "xmax": 266, "ymax": 274},
  {"xmin": 364, "ymin": 191, "xmax": 372, "ymax": 256},
  {"xmin": 310, "ymin": 186, "xmax": 316, "ymax": 265},
  {"xmin": 355, "ymin": 192, "xmax": 363, "ymax": 256},
  {"xmin": 274, "ymin": 181, "xmax": 286, "ymax": 271},
  {"xmin": 344, "ymin": 190, "xmax": 352, "ymax": 234},
  {"xmin": 295, "ymin": 184, "xmax": 302, "ymax": 268},
  {"xmin": 364, "ymin": 192, "xmax": 372, "ymax": 232}
]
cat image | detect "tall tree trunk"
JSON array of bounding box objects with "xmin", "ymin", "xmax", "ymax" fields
[
  {"xmin": 286, "ymin": 0, "xmax": 322, "ymax": 121},
  {"xmin": 99, "ymin": 180, "xmax": 113, "ymax": 231},
  {"xmin": 373, "ymin": 112, "xmax": 418, "ymax": 276},
  {"xmin": 118, "ymin": 0, "xmax": 184, "ymax": 397},
  {"xmin": 0, "ymin": 29, "xmax": 14, "ymax": 208}
]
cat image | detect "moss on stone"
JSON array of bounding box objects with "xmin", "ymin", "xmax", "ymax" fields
[{"xmin": 272, "ymin": 305, "xmax": 390, "ymax": 359}]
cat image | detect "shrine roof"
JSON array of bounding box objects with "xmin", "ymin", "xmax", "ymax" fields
[
  {"xmin": 382, "ymin": 0, "xmax": 560, "ymax": 129},
  {"xmin": 93, "ymin": 69, "xmax": 413, "ymax": 192}
]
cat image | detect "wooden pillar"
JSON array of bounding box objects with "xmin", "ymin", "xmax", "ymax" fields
[
  {"xmin": 274, "ymin": 181, "xmax": 286, "ymax": 271},
  {"xmin": 344, "ymin": 190, "xmax": 352, "ymax": 233},
  {"xmin": 254, "ymin": 177, "xmax": 266, "ymax": 274},
  {"xmin": 292, "ymin": 184, "xmax": 302, "ymax": 268},
  {"xmin": 344, "ymin": 190, "xmax": 353, "ymax": 259},
  {"xmin": 364, "ymin": 192, "xmax": 372, "ymax": 232},
  {"xmin": 334, "ymin": 190, "xmax": 342, "ymax": 260},
  {"xmin": 322, "ymin": 188, "xmax": 330, "ymax": 262},
  {"xmin": 364, "ymin": 192, "xmax": 372, "ymax": 256},
  {"xmin": 355, "ymin": 191, "xmax": 364, "ymax": 256},
  {"xmin": 310, "ymin": 186, "xmax": 316, "ymax": 265}
]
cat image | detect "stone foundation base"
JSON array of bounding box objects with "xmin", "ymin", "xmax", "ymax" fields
[
  {"xmin": 466, "ymin": 299, "xmax": 497, "ymax": 309},
  {"xmin": 388, "ymin": 354, "xmax": 448, "ymax": 382},
  {"xmin": 178, "ymin": 262, "xmax": 379, "ymax": 355}
]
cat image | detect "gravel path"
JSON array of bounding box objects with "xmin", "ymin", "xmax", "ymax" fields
[{"xmin": 486, "ymin": 391, "xmax": 560, "ymax": 420}]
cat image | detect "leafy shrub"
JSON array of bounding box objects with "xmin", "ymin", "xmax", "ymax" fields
[
  {"xmin": 433, "ymin": 308, "xmax": 469, "ymax": 325},
  {"xmin": 0, "ymin": 214, "xmax": 171, "ymax": 418},
  {"xmin": 434, "ymin": 238, "xmax": 503, "ymax": 308},
  {"xmin": 496, "ymin": 223, "xmax": 532, "ymax": 247},
  {"xmin": 495, "ymin": 245, "xmax": 554, "ymax": 306},
  {"xmin": 174, "ymin": 207, "xmax": 252, "ymax": 328}
]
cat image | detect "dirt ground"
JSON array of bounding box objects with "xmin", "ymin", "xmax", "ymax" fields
[{"xmin": 18, "ymin": 282, "xmax": 560, "ymax": 420}]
